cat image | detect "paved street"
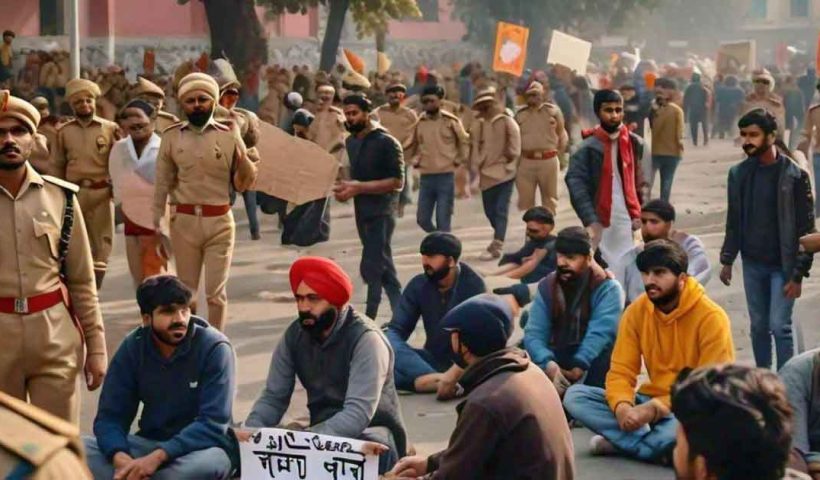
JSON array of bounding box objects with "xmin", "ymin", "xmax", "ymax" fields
[{"xmin": 80, "ymin": 138, "xmax": 820, "ymax": 479}]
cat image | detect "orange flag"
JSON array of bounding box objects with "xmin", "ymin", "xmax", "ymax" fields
[{"xmin": 493, "ymin": 22, "xmax": 529, "ymax": 77}]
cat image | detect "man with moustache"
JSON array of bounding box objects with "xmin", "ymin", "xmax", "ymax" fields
[
  {"xmin": 334, "ymin": 93, "xmax": 404, "ymax": 319},
  {"xmin": 153, "ymin": 72, "xmax": 258, "ymax": 331},
  {"xmin": 489, "ymin": 206, "xmax": 558, "ymax": 284},
  {"xmin": 566, "ymin": 89, "xmax": 646, "ymax": 269},
  {"xmin": 51, "ymin": 78, "xmax": 121, "ymax": 288},
  {"xmin": 309, "ymin": 82, "xmax": 347, "ymax": 157},
  {"xmin": 374, "ymin": 82, "xmax": 419, "ymax": 218},
  {"xmin": 0, "ymin": 91, "xmax": 107, "ymax": 424},
  {"xmin": 385, "ymin": 233, "xmax": 486, "ymax": 396},
  {"xmin": 523, "ymin": 227, "xmax": 624, "ymax": 398},
  {"xmin": 83, "ymin": 275, "xmax": 236, "ymax": 479},
  {"xmin": 564, "ymin": 240, "xmax": 735, "ymax": 462},
  {"xmin": 720, "ymin": 108, "xmax": 815, "ymax": 370},
  {"xmin": 241, "ymin": 257, "xmax": 407, "ymax": 474}
]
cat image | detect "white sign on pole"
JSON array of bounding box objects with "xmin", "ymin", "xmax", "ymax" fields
[
  {"xmin": 240, "ymin": 428, "xmax": 379, "ymax": 480},
  {"xmin": 547, "ymin": 30, "xmax": 593, "ymax": 75}
]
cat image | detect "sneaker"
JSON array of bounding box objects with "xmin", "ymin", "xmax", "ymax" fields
[{"xmin": 589, "ymin": 435, "xmax": 617, "ymax": 456}]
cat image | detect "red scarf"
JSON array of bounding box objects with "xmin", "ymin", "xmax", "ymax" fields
[{"xmin": 592, "ymin": 125, "xmax": 642, "ymax": 227}]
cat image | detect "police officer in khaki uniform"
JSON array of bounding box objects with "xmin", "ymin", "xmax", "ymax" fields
[
  {"xmin": 798, "ymin": 78, "xmax": 820, "ymax": 215},
  {"xmin": 133, "ymin": 76, "xmax": 179, "ymax": 134},
  {"xmin": 0, "ymin": 91, "xmax": 107, "ymax": 425},
  {"xmin": 153, "ymin": 73, "xmax": 258, "ymax": 331},
  {"xmin": 743, "ymin": 69, "xmax": 786, "ymax": 138},
  {"xmin": 0, "ymin": 390, "xmax": 92, "ymax": 479},
  {"xmin": 515, "ymin": 81, "xmax": 568, "ymax": 215},
  {"xmin": 51, "ymin": 78, "xmax": 120, "ymax": 288},
  {"xmin": 310, "ymin": 83, "xmax": 347, "ymax": 155},
  {"xmin": 405, "ymin": 85, "xmax": 469, "ymax": 233},
  {"xmin": 374, "ymin": 82, "xmax": 418, "ymax": 217}
]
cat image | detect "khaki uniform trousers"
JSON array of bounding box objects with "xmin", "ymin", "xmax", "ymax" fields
[
  {"xmin": 170, "ymin": 211, "xmax": 235, "ymax": 331},
  {"xmin": 76, "ymin": 188, "xmax": 114, "ymax": 275},
  {"xmin": 0, "ymin": 304, "xmax": 83, "ymax": 425},
  {"xmin": 515, "ymin": 157, "xmax": 560, "ymax": 214}
]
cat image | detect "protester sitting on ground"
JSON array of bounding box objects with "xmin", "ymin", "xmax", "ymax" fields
[
  {"xmin": 486, "ymin": 206, "xmax": 558, "ymax": 284},
  {"xmin": 780, "ymin": 348, "xmax": 820, "ymax": 479},
  {"xmin": 388, "ymin": 294, "xmax": 576, "ymax": 480},
  {"xmin": 616, "ymin": 199, "xmax": 711, "ymax": 303},
  {"xmin": 522, "ymin": 226, "xmax": 624, "ymax": 398},
  {"xmin": 673, "ymin": 364, "xmax": 811, "ymax": 480},
  {"xmin": 240, "ymin": 257, "xmax": 407, "ymax": 474},
  {"xmin": 385, "ymin": 232, "xmax": 486, "ymax": 397},
  {"xmin": 84, "ymin": 275, "xmax": 235, "ymax": 479},
  {"xmin": 564, "ymin": 240, "xmax": 735, "ymax": 463}
]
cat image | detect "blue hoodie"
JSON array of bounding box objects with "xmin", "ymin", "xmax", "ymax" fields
[{"xmin": 92, "ymin": 316, "xmax": 235, "ymax": 461}]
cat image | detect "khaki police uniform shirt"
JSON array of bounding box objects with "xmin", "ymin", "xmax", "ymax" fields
[
  {"xmin": 515, "ymin": 102, "xmax": 567, "ymax": 154},
  {"xmin": 156, "ymin": 111, "xmax": 180, "ymax": 135},
  {"xmin": 153, "ymin": 118, "xmax": 256, "ymax": 226},
  {"xmin": 408, "ymin": 110, "xmax": 470, "ymax": 175},
  {"xmin": 309, "ymin": 106, "xmax": 347, "ymax": 153},
  {"xmin": 470, "ymin": 112, "xmax": 522, "ymax": 191},
  {"xmin": 742, "ymin": 93, "xmax": 786, "ymax": 137},
  {"xmin": 798, "ymin": 104, "xmax": 820, "ymax": 156},
  {"xmin": 0, "ymin": 391, "xmax": 91, "ymax": 479},
  {"xmin": 0, "ymin": 164, "xmax": 106, "ymax": 357},
  {"xmin": 374, "ymin": 104, "xmax": 417, "ymax": 149},
  {"xmin": 51, "ymin": 116, "xmax": 120, "ymax": 183}
]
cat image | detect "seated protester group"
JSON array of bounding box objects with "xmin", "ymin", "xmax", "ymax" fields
[
  {"xmin": 385, "ymin": 232, "xmax": 486, "ymax": 397},
  {"xmin": 523, "ymin": 226, "xmax": 624, "ymax": 397},
  {"xmin": 84, "ymin": 275, "xmax": 236, "ymax": 480},
  {"xmin": 780, "ymin": 347, "xmax": 820, "ymax": 479},
  {"xmin": 389, "ymin": 295, "xmax": 576, "ymax": 480},
  {"xmin": 673, "ymin": 364, "xmax": 811, "ymax": 480},
  {"xmin": 564, "ymin": 240, "xmax": 735, "ymax": 463},
  {"xmin": 489, "ymin": 206, "xmax": 558, "ymax": 284},
  {"xmin": 240, "ymin": 257, "xmax": 407, "ymax": 474},
  {"xmin": 616, "ymin": 199, "xmax": 711, "ymax": 303}
]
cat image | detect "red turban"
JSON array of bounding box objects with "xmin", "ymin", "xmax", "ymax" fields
[{"xmin": 289, "ymin": 257, "xmax": 353, "ymax": 308}]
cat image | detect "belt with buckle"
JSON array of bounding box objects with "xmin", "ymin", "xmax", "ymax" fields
[
  {"xmin": 0, "ymin": 289, "xmax": 64, "ymax": 315},
  {"xmin": 175, "ymin": 204, "xmax": 231, "ymax": 217},
  {"xmin": 522, "ymin": 150, "xmax": 558, "ymax": 160},
  {"xmin": 77, "ymin": 178, "xmax": 112, "ymax": 189}
]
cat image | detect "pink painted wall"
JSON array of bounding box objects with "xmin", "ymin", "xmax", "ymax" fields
[
  {"xmin": 0, "ymin": 0, "xmax": 42, "ymax": 36},
  {"xmin": 388, "ymin": 0, "xmax": 465, "ymax": 41},
  {"xmin": 114, "ymin": 0, "xmax": 208, "ymax": 37}
]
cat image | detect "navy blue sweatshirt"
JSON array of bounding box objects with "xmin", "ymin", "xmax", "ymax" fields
[
  {"xmin": 386, "ymin": 263, "xmax": 486, "ymax": 366},
  {"xmin": 92, "ymin": 317, "xmax": 235, "ymax": 461}
]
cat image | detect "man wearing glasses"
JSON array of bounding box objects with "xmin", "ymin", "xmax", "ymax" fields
[{"xmin": 743, "ymin": 69, "xmax": 786, "ymax": 139}]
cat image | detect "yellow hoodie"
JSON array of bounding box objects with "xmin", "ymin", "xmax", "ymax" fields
[{"xmin": 605, "ymin": 277, "xmax": 735, "ymax": 411}]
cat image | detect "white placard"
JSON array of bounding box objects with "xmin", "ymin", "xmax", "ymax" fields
[
  {"xmin": 240, "ymin": 428, "xmax": 379, "ymax": 480},
  {"xmin": 547, "ymin": 30, "xmax": 593, "ymax": 75}
]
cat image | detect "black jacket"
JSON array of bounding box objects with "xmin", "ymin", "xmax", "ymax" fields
[
  {"xmin": 720, "ymin": 154, "xmax": 815, "ymax": 281},
  {"xmin": 346, "ymin": 124, "xmax": 405, "ymax": 218}
]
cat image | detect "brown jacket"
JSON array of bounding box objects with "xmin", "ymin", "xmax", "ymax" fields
[
  {"xmin": 743, "ymin": 93, "xmax": 786, "ymax": 137},
  {"xmin": 408, "ymin": 109, "xmax": 470, "ymax": 175},
  {"xmin": 51, "ymin": 116, "xmax": 120, "ymax": 183},
  {"xmin": 650, "ymin": 102, "xmax": 685, "ymax": 157},
  {"xmin": 798, "ymin": 104, "xmax": 820, "ymax": 156},
  {"xmin": 423, "ymin": 348, "xmax": 575, "ymax": 480},
  {"xmin": 515, "ymin": 103, "xmax": 568, "ymax": 154},
  {"xmin": 374, "ymin": 104, "xmax": 418, "ymax": 149},
  {"xmin": 309, "ymin": 106, "xmax": 347, "ymax": 153},
  {"xmin": 470, "ymin": 112, "xmax": 522, "ymax": 190}
]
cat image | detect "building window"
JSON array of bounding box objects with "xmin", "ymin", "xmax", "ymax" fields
[
  {"xmin": 416, "ymin": 0, "xmax": 439, "ymax": 22},
  {"xmin": 39, "ymin": 0, "xmax": 65, "ymax": 36},
  {"xmin": 749, "ymin": 0, "xmax": 767, "ymax": 19},
  {"xmin": 791, "ymin": 0, "xmax": 809, "ymax": 17}
]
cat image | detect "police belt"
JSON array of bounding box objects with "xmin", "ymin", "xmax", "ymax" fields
[
  {"xmin": 522, "ymin": 150, "xmax": 558, "ymax": 160},
  {"xmin": 0, "ymin": 289, "xmax": 63, "ymax": 315}
]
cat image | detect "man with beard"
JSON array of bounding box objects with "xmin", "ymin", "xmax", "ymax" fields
[
  {"xmin": 374, "ymin": 82, "xmax": 419, "ymax": 218},
  {"xmin": 241, "ymin": 257, "xmax": 407, "ymax": 474},
  {"xmin": 649, "ymin": 77, "xmax": 685, "ymax": 202},
  {"xmin": 405, "ymin": 84, "xmax": 469, "ymax": 232},
  {"xmin": 333, "ymin": 93, "xmax": 404, "ymax": 319},
  {"xmin": 743, "ymin": 70, "xmax": 786, "ymax": 139},
  {"xmin": 566, "ymin": 89, "xmax": 646, "ymax": 270},
  {"xmin": 523, "ymin": 227, "xmax": 623, "ymax": 398},
  {"xmin": 672, "ymin": 364, "xmax": 810, "ymax": 480},
  {"xmin": 618, "ymin": 199, "xmax": 711, "ymax": 303},
  {"xmin": 83, "ymin": 275, "xmax": 235, "ymax": 479},
  {"xmin": 153, "ymin": 72, "xmax": 258, "ymax": 331},
  {"xmin": 0, "ymin": 91, "xmax": 107, "ymax": 424},
  {"xmin": 720, "ymin": 108, "xmax": 815, "ymax": 370},
  {"xmin": 489, "ymin": 206, "xmax": 557, "ymax": 284},
  {"xmin": 564, "ymin": 240, "xmax": 735, "ymax": 463},
  {"xmin": 385, "ymin": 233, "xmax": 486, "ymax": 396},
  {"xmin": 51, "ymin": 78, "xmax": 121, "ymax": 288}
]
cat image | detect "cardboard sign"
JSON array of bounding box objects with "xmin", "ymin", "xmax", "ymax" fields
[
  {"xmin": 716, "ymin": 40, "xmax": 756, "ymax": 75},
  {"xmin": 492, "ymin": 21, "xmax": 529, "ymax": 77},
  {"xmin": 240, "ymin": 428, "xmax": 378, "ymax": 480},
  {"xmin": 547, "ymin": 30, "xmax": 592, "ymax": 75},
  {"xmin": 253, "ymin": 121, "xmax": 339, "ymax": 205}
]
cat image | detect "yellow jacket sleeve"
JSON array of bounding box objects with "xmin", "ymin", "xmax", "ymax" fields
[{"xmin": 605, "ymin": 307, "xmax": 642, "ymax": 412}]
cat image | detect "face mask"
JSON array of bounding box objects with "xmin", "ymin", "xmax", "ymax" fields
[
  {"xmin": 424, "ymin": 264, "xmax": 451, "ymax": 282},
  {"xmin": 188, "ymin": 109, "xmax": 212, "ymax": 127},
  {"xmin": 450, "ymin": 335, "xmax": 469, "ymax": 369},
  {"xmin": 345, "ymin": 121, "xmax": 366, "ymax": 134},
  {"xmin": 298, "ymin": 307, "xmax": 338, "ymax": 341}
]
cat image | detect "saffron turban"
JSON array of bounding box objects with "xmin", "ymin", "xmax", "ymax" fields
[{"xmin": 289, "ymin": 257, "xmax": 353, "ymax": 308}]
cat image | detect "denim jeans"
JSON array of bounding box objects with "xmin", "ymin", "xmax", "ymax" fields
[
  {"xmin": 355, "ymin": 214, "xmax": 402, "ymax": 319},
  {"xmin": 650, "ymin": 155, "xmax": 681, "ymax": 202},
  {"xmin": 386, "ymin": 329, "xmax": 449, "ymax": 391},
  {"xmin": 230, "ymin": 190, "xmax": 260, "ymax": 236},
  {"xmin": 563, "ymin": 385, "xmax": 677, "ymax": 462},
  {"xmin": 481, "ymin": 180, "xmax": 515, "ymax": 241},
  {"xmin": 689, "ymin": 114, "xmax": 709, "ymax": 145},
  {"xmin": 83, "ymin": 435, "xmax": 232, "ymax": 480},
  {"xmin": 742, "ymin": 258, "xmax": 795, "ymax": 370},
  {"xmin": 417, "ymin": 172, "xmax": 455, "ymax": 232}
]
